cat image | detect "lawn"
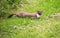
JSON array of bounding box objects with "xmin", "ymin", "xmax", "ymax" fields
[{"xmin": 0, "ymin": 0, "xmax": 60, "ymax": 38}]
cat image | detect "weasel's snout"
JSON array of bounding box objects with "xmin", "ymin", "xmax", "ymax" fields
[{"xmin": 37, "ymin": 10, "xmax": 42, "ymax": 15}]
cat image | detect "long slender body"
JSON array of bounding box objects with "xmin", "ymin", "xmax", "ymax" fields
[{"xmin": 8, "ymin": 10, "xmax": 42, "ymax": 18}]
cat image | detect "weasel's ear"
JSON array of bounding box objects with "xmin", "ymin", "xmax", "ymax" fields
[{"xmin": 37, "ymin": 10, "xmax": 42, "ymax": 15}]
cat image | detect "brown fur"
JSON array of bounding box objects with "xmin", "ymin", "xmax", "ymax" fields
[{"xmin": 8, "ymin": 11, "xmax": 42, "ymax": 18}]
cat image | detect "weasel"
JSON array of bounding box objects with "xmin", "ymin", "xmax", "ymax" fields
[{"xmin": 8, "ymin": 10, "xmax": 42, "ymax": 18}]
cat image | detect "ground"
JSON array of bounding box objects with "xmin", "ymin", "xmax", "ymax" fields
[{"xmin": 0, "ymin": 0, "xmax": 60, "ymax": 38}]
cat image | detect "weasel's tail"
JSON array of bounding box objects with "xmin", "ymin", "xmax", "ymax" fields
[{"xmin": 8, "ymin": 14, "xmax": 16, "ymax": 18}]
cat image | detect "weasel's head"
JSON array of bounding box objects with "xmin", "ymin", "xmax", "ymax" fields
[
  {"xmin": 36, "ymin": 10, "xmax": 42, "ymax": 18},
  {"xmin": 37, "ymin": 10, "xmax": 42, "ymax": 15}
]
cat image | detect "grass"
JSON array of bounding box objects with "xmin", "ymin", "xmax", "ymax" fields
[
  {"xmin": 0, "ymin": 0, "xmax": 60, "ymax": 38},
  {"xmin": 0, "ymin": 16, "xmax": 60, "ymax": 38}
]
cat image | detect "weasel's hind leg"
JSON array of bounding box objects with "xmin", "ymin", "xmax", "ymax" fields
[{"xmin": 16, "ymin": 15, "xmax": 20, "ymax": 18}]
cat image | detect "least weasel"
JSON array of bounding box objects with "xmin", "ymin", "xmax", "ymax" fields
[{"xmin": 8, "ymin": 10, "xmax": 42, "ymax": 18}]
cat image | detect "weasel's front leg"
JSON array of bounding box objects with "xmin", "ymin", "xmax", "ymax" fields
[{"xmin": 31, "ymin": 17, "xmax": 37, "ymax": 18}]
